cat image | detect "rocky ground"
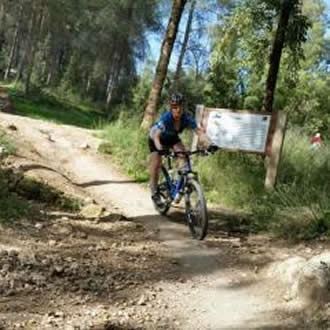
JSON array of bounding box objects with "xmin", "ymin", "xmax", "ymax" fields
[{"xmin": 0, "ymin": 182, "xmax": 183, "ymax": 329}]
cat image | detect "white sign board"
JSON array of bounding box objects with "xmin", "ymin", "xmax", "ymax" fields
[{"xmin": 206, "ymin": 111, "xmax": 271, "ymax": 153}]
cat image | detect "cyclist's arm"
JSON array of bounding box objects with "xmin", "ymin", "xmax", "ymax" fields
[
  {"xmin": 194, "ymin": 125, "xmax": 212, "ymax": 148},
  {"xmin": 151, "ymin": 114, "xmax": 167, "ymax": 151},
  {"xmin": 194, "ymin": 125, "xmax": 204, "ymax": 137},
  {"xmin": 153, "ymin": 129, "xmax": 163, "ymax": 151}
]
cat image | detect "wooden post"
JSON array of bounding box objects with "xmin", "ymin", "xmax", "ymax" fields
[
  {"xmin": 191, "ymin": 104, "xmax": 205, "ymax": 151},
  {"xmin": 265, "ymin": 112, "xmax": 287, "ymax": 190}
]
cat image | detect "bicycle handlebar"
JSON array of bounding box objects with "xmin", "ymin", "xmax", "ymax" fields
[{"xmin": 160, "ymin": 146, "xmax": 219, "ymax": 158}]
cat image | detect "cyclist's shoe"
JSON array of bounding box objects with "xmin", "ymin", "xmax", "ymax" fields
[
  {"xmin": 157, "ymin": 149, "xmax": 170, "ymax": 156},
  {"xmin": 152, "ymin": 192, "xmax": 163, "ymax": 207},
  {"xmin": 173, "ymin": 192, "xmax": 183, "ymax": 204},
  {"xmin": 207, "ymin": 144, "xmax": 219, "ymax": 153}
]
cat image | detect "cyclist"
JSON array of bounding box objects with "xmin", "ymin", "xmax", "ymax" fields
[{"xmin": 148, "ymin": 93, "xmax": 204, "ymax": 206}]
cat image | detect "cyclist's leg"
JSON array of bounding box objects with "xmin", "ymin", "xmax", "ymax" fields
[
  {"xmin": 150, "ymin": 152, "xmax": 162, "ymax": 195},
  {"xmin": 148, "ymin": 137, "xmax": 162, "ymax": 196},
  {"xmin": 173, "ymin": 141, "xmax": 187, "ymax": 170}
]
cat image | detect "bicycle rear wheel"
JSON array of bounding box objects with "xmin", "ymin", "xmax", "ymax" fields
[
  {"xmin": 185, "ymin": 179, "xmax": 208, "ymax": 240},
  {"xmin": 153, "ymin": 166, "xmax": 172, "ymax": 215}
]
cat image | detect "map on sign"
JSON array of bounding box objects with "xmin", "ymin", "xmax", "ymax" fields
[{"xmin": 206, "ymin": 111, "xmax": 271, "ymax": 153}]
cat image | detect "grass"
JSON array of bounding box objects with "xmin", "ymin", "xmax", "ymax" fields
[
  {"xmin": 251, "ymin": 129, "xmax": 330, "ymax": 239},
  {"xmin": 0, "ymin": 131, "xmax": 31, "ymax": 223},
  {"xmin": 7, "ymin": 83, "xmax": 106, "ymax": 129},
  {"xmin": 99, "ymin": 119, "xmax": 149, "ymax": 182},
  {"xmin": 0, "ymin": 129, "xmax": 16, "ymax": 156}
]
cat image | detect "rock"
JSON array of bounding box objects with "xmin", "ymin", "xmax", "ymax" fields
[
  {"xmin": 0, "ymin": 250, "xmax": 9, "ymax": 257},
  {"xmin": 80, "ymin": 143, "xmax": 90, "ymax": 150},
  {"xmin": 35, "ymin": 223, "xmax": 44, "ymax": 230},
  {"xmin": 2, "ymin": 263, "xmax": 11, "ymax": 273},
  {"xmin": 52, "ymin": 265, "xmax": 64, "ymax": 275},
  {"xmin": 48, "ymin": 240, "xmax": 57, "ymax": 247},
  {"xmin": 0, "ymin": 146, "xmax": 6, "ymax": 156},
  {"xmin": 95, "ymin": 242, "xmax": 108, "ymax": 251},
  {"xmin": 137, "ymin": 295, "xmax": 148, "ymax": 306},
  {"xmin": 297, "ymin": 253, "xmax": 330, "ymax": 304},
  {"xmin": 80, "ymin": 204, "xmax": 105, "ymax": 219},
  {"xmin": 51, "ymin": 223, "xmax": 72, "ymax": 236},
  {"xmin": 78, "ymin": 231, "xmax": 88, "ymax": 239},
  {"xmin": 8, "ymin": 250, "xmax": 18, "ymax": 258},
  {"xmin": 268, "ymin": 253, "xmax": 330, "ymax": 306},
  {"xmin": 7, "ymin": 124, "xmax": 17, "ymax": 131},
  {"xmin": 268, "ymin": 256, "xmax": 306, "ymax": 301}
]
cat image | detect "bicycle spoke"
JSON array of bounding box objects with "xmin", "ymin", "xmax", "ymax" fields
[{"xmin": 186, "ymin": 179, "xmax": 208, "ymax": 240}]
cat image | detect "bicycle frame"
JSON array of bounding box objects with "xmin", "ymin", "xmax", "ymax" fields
[{"xmin": 162, "ymin": 152, "xmax": 198, "ymax": 201}]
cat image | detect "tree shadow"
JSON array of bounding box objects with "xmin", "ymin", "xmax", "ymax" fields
[
  {"xmin": 19, "ymin": 163, "xmax": 74, "ymax": 183},
  {"xmin": 17, "ymin": 162, "xmax": 138, "ymax": 189},
  {"xmin": 161, "ymin": 204, "xmax": 252, "ymax": 236},
  {"xmin": 77, "ymin": 180, "xmax": 137, "ymax": 188}
]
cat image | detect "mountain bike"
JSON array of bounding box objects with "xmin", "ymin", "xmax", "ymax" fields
[{"xmin": 152, "ymin": 147, "xmax": 218, "ymax": 240}]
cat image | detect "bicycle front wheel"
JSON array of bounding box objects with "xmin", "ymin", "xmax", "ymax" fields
[
  {"xmin": 153, "ymin": 166, "xmax": 172, "ymax": 215},
  {"xmin": 185, "ymin": 179, "xmax": 208, "ymax": 240}
]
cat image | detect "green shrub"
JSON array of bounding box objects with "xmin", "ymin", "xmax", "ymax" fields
[
  {"xmin": 196, "ymin": 151, "xmax": 265, "ymax": 208},
  {"xmin": 99, "ymin": 118, "xmax": 149, "ymax": 182},
  {"xmin": 8, "ymin": 84, "xmax": 105, "ymax": 128},
  {"xmin": 0, "ymin": 130, "xmax": 16, "ymax": 157},
  {"xmin": 251, "ymin": 129, "xmax": 330, "ymax": 238}
]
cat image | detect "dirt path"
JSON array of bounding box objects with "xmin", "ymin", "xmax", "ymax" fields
[{"xmin": 0, "ymin": 113, "xmax": 322, "ymax": 329}]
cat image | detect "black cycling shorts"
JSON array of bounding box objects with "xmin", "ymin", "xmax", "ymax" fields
[{"xmin": 148, "ymin": 132, "xmax": 181, "ymax": 153}]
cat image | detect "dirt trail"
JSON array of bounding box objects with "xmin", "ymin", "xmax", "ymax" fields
[{"xmin": 0, "ymin": 113, "xmax": 317, "ymax": 329}]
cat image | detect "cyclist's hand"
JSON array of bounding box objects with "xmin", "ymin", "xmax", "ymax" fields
[
  {"xmin": 157, "ymin": 149, "xmax": 168, "ymax": 156},
  {"xmin": 207, "ymin": 144, "xmax": 219, "ymax": 154}
]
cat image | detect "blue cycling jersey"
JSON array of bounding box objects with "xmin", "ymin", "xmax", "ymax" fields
[{"xmin": 150, "ymin": 111, "xmax": 197, "ymax": 138}]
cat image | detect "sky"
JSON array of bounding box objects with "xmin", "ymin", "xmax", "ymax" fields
[{"xmin": 139, "ymin": 4, "xmax": 215, "ymax": 73}]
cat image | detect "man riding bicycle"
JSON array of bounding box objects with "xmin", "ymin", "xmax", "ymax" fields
[{"xmin": 148, "ymin": 93, "xmax": 204, "ymax": 206}]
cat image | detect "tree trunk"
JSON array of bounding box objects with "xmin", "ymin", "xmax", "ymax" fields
[
  {"xmin": 174, "ymin": 0, "xmax": 196, "ymax": 85},
  {"xmin": 0, "ymin": 1, "xmax": 6, "ymax": 55},
  {"xmin": 85, "ymin": 75, "xmax": 91, "ymax": 94},
  {"xmin": 262, "ymin": 0, "xmax": 295, "ymax": 112},
  {"xmin": 24, "ymin": 7, "xmax": 45, "ymax": 94},
  {"xmin": 4, "ymin": 3, "xmax": 23, "ymax": 80},
  {"xmin": 103, "ymin": 52, "xmax": 116, "ymax": 104},
  {"xmin": 24, "ymin": 9, "xmax": 38, "ymax": 94},
  {"xmin": 141, "ymin": 0, "xmax": 188, "ymax": 130},
  {"xmin": 106, "ymin": 52, "xmax": 124, "ymax": 108}
]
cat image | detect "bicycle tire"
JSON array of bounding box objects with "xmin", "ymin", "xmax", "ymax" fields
[
  {"xmin": 153, "ymin": 166, "xmax": 172, "ymax": 215},
  {"xmin": 185, "ymin": 179, "xmax": 208, "ymax": 240}
]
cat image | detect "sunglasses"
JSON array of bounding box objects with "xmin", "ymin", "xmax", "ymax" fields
[{"xmin": 171, "ymin": 105, "xmax": 183, "ymax": 110}]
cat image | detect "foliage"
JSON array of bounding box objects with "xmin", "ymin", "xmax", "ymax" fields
[
  {"xmin": 206, "ymin": 0, "xmax": 329, "ymax": 136},
  {"xmin": 9, "ymin": 84, "xmax": 105, "ymax": 128},
  {"xmin": 131, "ymin": 66, "xmax": 153, "ymax": 115},
  {"xmin": 252, "ymin": 129, "xmax": 330, "ymax": 239},
  {"xmin": 0, "ymin": 0, "xmax": 161, "ymax": 106},
  {"xmin": 99, "ymin": 118, "xmax": 149, "ymax": 182},
  {"xmin": 0, "ymin": 129, "xmax": 16, "ymax": 157}
]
